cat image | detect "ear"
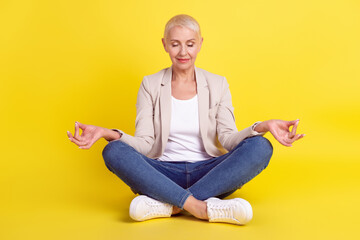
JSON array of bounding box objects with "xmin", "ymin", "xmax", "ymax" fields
[
  {"xmin": 162, "ymin": 38, "xmax": 168, "ymax": 53},
  {"xmin": 198, "ymin": 37, "xmax": 204, "ymax": 51}
]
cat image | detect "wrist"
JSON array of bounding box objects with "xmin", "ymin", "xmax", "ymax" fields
[
  {"xmin": 102, "ymin": 128, "xmax": 121, "ymax": 141},
  {"xmin": 100, "ymin": 127, "xmax": 107, "ymax": 139},
  {"xmin": 254, "ymin": 121, "xmax": 269, "ymax": 133}
]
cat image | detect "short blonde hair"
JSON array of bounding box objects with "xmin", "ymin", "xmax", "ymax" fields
[{"xmin": 164, "ymin": 14, "xmax": 201, "ymax": 43}]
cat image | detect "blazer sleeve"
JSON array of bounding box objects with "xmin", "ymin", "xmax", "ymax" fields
[
  {"xmin": 216, "ymin": 77, "xmax": 266, "ymax": 151},
  {"xmin": 108, "ymin": 76, "xmax": 155, "ymax": 155}
]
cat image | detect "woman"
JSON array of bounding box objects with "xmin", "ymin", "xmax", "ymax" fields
[{"xmin": 67, "ymin": 14, "xmax": 304, "ymax": 225}]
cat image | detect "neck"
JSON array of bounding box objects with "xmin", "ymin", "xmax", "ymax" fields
[{"xmin": 172, "ymin": 65, "xmax": 196, "ymax": 83}]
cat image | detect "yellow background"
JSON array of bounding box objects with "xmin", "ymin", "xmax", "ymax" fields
[{"xmin": 1, "ymin": 0, "xmax": 359, "ymax": 239}]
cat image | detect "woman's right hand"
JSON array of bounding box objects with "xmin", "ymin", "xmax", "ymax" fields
[{"xmin": 67, "ymin": 122, "xmax": 104, "ymax": 149}]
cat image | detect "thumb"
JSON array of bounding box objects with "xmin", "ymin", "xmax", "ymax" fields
[
  {"xmin": 287, "ymin": 119, "xmax": 299, "ymax": 126},
  {"xmin": 76, "ymin": 121, "xmax": 86, "ymax": 129}
]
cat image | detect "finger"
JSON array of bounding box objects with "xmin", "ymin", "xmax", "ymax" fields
[
  {"xmin": 289, "ymin": 120, "xmax": 299, "ymax": 138},
  {"xmin": 279, "ymin": 139, "xmax": 292, "ymax": 147},
  {"xmin": 76, "ymin": 121, "xmax": 86, "ymax": 130},
  {"xmin": 68, "ymin": 136, "xmax": 81, "ymax": 146},
  {"xmin": 69, "ymin": 135, "xmax": 87, "ymax": 146},
  {"xmin": 79, "ymin": 142, "xmax": 92, "ymax": 149},
  {"xmin": 293, "ymin": 134, "xmax": 305, "ymax": 142},
  {"xmin": 286, "ymin": 119, "xmax": 299, "ymax": 127},
  {"xmin": 67, "ymin": 131, "xmax": 79, "ymax": 144},
  {"xmin": 283, "ymin": 137, "xmax": 293, "ymax": 144},
  {"xmin": 66, "ymin": 130, "xmax": 73, "ymax": 139},
  {"xmin": 272, "ymin": 131, "xmax": 292, "ymax": 147},
  {"xmin": 286, "ymin": 133, "xmax": 305, "ymax": 145},
  {"xmin": 74, "ymin": 122, "xmax": 80, "ymax": 139},
  {"xmin": 67, "ymin": 131, "xmax": 82, "ymax": 145}
]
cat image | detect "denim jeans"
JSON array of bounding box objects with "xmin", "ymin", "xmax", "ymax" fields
[{"xmin": 102, "ymin": 135, "xmax": 273, "ymax": 209}]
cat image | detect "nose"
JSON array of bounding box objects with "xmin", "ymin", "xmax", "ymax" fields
[{"xmin": 179, "ymin": 45, "xmax": 187, "ymax": 56}]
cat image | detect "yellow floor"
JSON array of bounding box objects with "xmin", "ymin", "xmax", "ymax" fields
[{"xmin": 2, "ymin": 155, "xmax": 359, "ymax": 240}]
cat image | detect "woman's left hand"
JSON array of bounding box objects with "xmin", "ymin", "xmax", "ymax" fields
[{"xmin": 259, "ymin": 119, "xmax": 305, "ymax": 147}]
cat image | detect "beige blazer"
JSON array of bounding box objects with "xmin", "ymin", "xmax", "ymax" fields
[{"xmin": 111, "ymin": 66, "xmax": 264, "ymax": 159}]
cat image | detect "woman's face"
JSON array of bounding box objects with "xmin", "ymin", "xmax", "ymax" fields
[{"xmin": 162, "ymin": 26, "xmax": 203, "ymax": 71}]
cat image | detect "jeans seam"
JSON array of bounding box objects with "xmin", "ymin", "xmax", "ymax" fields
[{"xmin": 186, "ymin": 163, "xmax": 190, "ymax": 189}]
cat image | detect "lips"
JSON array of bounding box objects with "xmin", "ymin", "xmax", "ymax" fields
[{"xmin": 177, "ymin": 58, "xmax": 190, "ymax": 63}]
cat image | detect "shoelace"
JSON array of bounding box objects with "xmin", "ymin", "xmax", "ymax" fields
[
  {"xmin": 144, "ymin": 199, "xmax": 171, "ymax": 217},
  {"xmin": 208, "ymin": 202, "xmax": 237, "ymax": 221}
]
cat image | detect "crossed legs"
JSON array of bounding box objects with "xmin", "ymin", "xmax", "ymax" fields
[{"xmin": 102, "ymin": 136, "xmax": 273, "ymax": 221}]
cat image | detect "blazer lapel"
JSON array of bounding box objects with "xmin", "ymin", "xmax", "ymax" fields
[
  {"xmin": 160, "ymin": 66, "xmax": 172, "ymax": 152},
  {"xmin": 195, "ymin": 66, "xmax": 209, "ymax": 146},
  {"xmin": 159, "ymin": 65, "xmax": 209, "ymax": 153}
]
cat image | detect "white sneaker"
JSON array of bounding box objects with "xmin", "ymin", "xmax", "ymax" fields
[
  {"xmin": 205, "ymin": 197, "xmax": 253, "ymax": 225},
  {"xmin": 129, "ymin": 195, "xmax": 173, "ymax": 221}
]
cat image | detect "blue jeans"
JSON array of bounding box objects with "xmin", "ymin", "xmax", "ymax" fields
[{"xmin": 102, "ymin": 135, "xmax": 273, "ymax": 209}]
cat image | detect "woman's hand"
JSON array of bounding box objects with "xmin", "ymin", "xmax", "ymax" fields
[
  {"xmin": 67, "ymin": 122, "xmax": 104, "ymax": 149},
  {"xmin": 257, "ymin": 119, "xmax": 305, "ymax": 147}
]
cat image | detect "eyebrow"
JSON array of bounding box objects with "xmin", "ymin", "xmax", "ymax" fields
[{"xmin": 170, "ymin": 39, "xmax": 196, "ymax": 42}]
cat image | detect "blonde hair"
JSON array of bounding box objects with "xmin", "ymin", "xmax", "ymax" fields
[{"xmin": 163, "ymin": 14, "xmax": 201, "ymax": 43}]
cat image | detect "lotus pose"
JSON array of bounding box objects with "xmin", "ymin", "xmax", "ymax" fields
[{"xmin": 67, "ymin": 14, "xmax": 304, "ymax": 225}]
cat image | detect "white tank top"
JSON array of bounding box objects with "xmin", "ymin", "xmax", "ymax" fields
[{"xmin": 156, "ymin": 94, "xmax": 213, "ymax": 162}]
